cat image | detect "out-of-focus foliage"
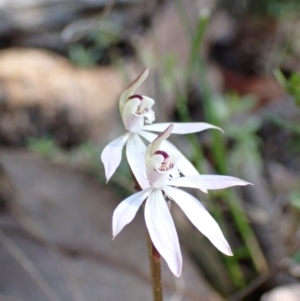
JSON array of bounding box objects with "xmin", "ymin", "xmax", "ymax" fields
[
  {"xmin": 289, "ymin": 191, "xmax": 300, "ymax": 211},
  {"xmin": 68, "ymin": 20, "xmax": 135, "ymax": 67},
  {"xmin": 212, "ymin": 94, "xmax": 262, "ymax": 169},
  {"xmin": 69, "ymin": 29, "xmax": 120, "ymax": 67},
  {"xmin": 27, "ymin": 137, "xmax": 59, "ymax": 158},
  {"xmin": 219, "ymin": 0, "xmax": 300, "ymax": 17},
  {"xmin": 274, "ymin": 69, "xmax": 300, "ymax": 107},
  {"xmin": 292, "ymin": 251, "xmax": 300, "ymax": 263}
]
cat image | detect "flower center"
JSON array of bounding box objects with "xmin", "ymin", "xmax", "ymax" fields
[
  {"xmin": 154, "ymin": 151, "xmax": 174, "ymax": 172},
  {"xmin": 128, "ymin": 94, "xmax": 151, "ymax": 116},
  {"xmin": 122, "ymin": 94, "xmax": 155, "ymax": 132}
]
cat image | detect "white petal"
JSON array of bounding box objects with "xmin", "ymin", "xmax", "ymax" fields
[
  {"xmin": 126, "ymin": 134, "xmax": 150, "ymax": 190},
  {"xmin": 143, "ymin": 122, "xmax": 223, "ymax": 134},
  {"xmin": 113, "ymin": 188, "xmax": 153, "ymax": 238},
  {"xmin": 119, "ymin": 68, "xmax": 149, "ymax": 114},
  {"xmin": 163, "ymin": 186, "xmax": 232, "ymax": 256},
  {"xmin": 145, "ymin": 189, "xmax": 182, "ymax": 277},
  {"xmin": 170, "ymin": 175, "xmax": 252, "ymax": 190},
  {"xmin": 101, "ymin": 134, "xmax": 129, "ymax": 182}
]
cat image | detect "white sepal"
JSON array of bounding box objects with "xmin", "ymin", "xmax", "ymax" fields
[
  {"xmin": 145, "ymin": 189, "xmax": 182, "ymax": 277},
  {"xmin": 143, "ymin": 122, "xmax": 223, "ymax": 134},
  {"xmin": 163, "ymin": 186, "xmax": 233, "ymax": 256},
  {"xmin": 112, "ymin": 188, "xmax": 153, "ymax": 238},
  {"xmin": 119, "ymin": 68, "xmax": 149, "ymax": 114},
  {"xmin": 101, "ymin": 133, "xmax": 129, "ymax": 182},
  {"xmin": 126, "ymin": 134, "xmax": 150, "ymax": 190},
  {"xmin": 170, "ymin": 175, "xmax": 252, "ymax": 190}
]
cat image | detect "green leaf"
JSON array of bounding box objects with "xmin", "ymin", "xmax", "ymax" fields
[{"xmin": 289, "ymin": 191, "xmax": 300, "ymax": 210}]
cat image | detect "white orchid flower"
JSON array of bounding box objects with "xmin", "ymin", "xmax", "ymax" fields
[
  {"xmin": 112, "ymin": 125, "xmax": 252, "ymax": 277},
  {"xmin": 101, "ymin": 68, "xmax": 222, "ymax": 189}
]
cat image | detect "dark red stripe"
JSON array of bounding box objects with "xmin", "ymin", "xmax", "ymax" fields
[
  {"xmin": 154, "ymin": 150, "xmax": 169, "ymax": 159},
  {"xmin": 129, "ymin": 94, "xmax": 143, "ymax": 100}
]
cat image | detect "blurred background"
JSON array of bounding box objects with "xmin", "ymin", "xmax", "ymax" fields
[{"xmin": 0, "ymin": 0, "xmax": 300, "ymax": 300}]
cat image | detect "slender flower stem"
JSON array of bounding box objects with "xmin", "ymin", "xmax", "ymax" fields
[{"xmin": 147, "ymin": 233, "xmax": 163, "ymax": 301}]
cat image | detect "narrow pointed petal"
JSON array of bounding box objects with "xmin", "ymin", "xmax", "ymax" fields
[
  {"xmin": 170, "ymin": 175, "xmax": 252, "ymax": 190},
  {"xmin": 119, "ymin": 68, "xmax": 149, "ymax": 114},
  {"xmin": 113, "ymin": 188, "xmax": 153, "ymax": 238},
  {"xmin": 101, "ymin": 134, "xmax": 129, "ymax": 182},
  {"xmin": 145, "ymin": 189, "xmax": 182, "ymax": 277},
  {"xmin": 143, "ymin": 122, "xmax": 223, "ymax": 134},
  {"xmin": 163, "ymin": 186, "xmax": 232, "ymax": 256},
  {"xmin": 145, "ymin": 125, "xmax": 174, "ymax": 161},
  {"xmin": 126, "ymin": 134, "xmax": 150, "ymax": 190}
]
